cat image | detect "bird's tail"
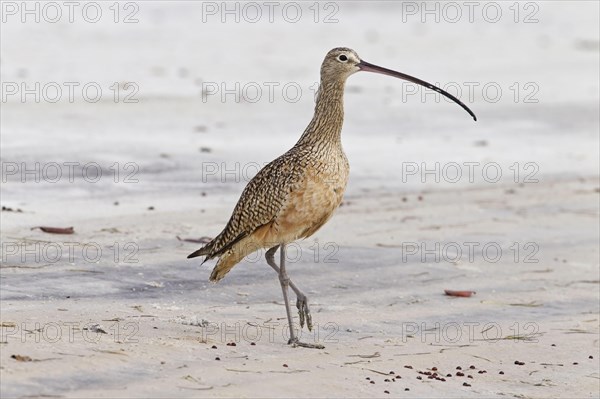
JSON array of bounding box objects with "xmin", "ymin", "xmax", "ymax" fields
[
  {"xmin": 208, "ymin": 235, "xmax": 266, "ymax": 282},
  {"xmin": 209, "ymin": 252, "xmax": 242, "ymax": 282},
  {"xmin": 190, "ymin": 224, "xmax": 271, "ymax": 282},
  {"xmin": 187, "ymin": 245, "xmax": 211, "ymax": 260}
]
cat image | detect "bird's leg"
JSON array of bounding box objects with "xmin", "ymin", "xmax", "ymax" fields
[
  {"xmin": 277, "ymin": 245, "xmax": 297, "ymax": 344},
  {"xmin": 265, "ymin": 246, "xmax": 323, "ymax": 349},
  {"xmin": 294, "ymin": 291, "xmax": 312, "ymax": 332},
  {"xmin": 265, "ymin": 247, "xmax": 313, "ymax": 331}
]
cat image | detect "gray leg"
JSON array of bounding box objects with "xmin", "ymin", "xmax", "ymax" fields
[
  {"xmin": 265, "ymin": 246, "xmax": 323, "ymax": 349},
  {"xmin": 265, "ymin": 246, "xmax": 313, "ymax": 330},
  {"xmin": 278, "ymin": 245, "xmax": 297, "ymax": 344}
]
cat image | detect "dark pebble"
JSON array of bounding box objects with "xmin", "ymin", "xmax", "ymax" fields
[
  {"xmin": 551, "ymin": 344, "xmax": 556, "ymax": 347},
  {"xmin": 384, "ymin": 391, "xmax": 389, "ymax": 394},
  {"xmin": 573, "ymin": 362, "xmax": 578, "ymax": 365},
  {"xmin": 456, "ymin": 372, "xmax": 465, "ymax": 377},
  {"xmin": 463, "ymin": 382, "xmax": 471, "ymax": 387},
  {"xmin": 283, "ymin": 364, "xmax": 288, "ymax": 367},
  {"xmin": 416, "ymin": 376, "xmax": 422, "ymax": 380},
  {"xmin": 215, "ymin": 357, "xmax": 220, "ymax": 361},
  {"xmin": 469, "ymin": 365, "xmax": 475, "ymax": 369},
  {"xmin": 499, "ymin": 371, "xmax": 504, "ymax": 375},
  {"xmin": 250, "ymin": 342, "xmax": 256, "ymax": 346},
  {"xmin": 366, "ymin": 377, "xmax": 370, "ymax": 380},
  {"xmin": 389, "ymin": 371, "xmax": 395, "ymax": 375},
  {"xmin": 589, "ymin": 356, "xmax": 594, "ymax": 359},
  {"xmin": 370, "ymin": 381, "xmax": 375, "ymax": 384},
  {"xmin": 147, "ymin": 206, "xmax": 154, "ymax": 210},
  {"xmin": 211, "ymin": 345, "xmax": 217, "ymax": 349},
  {"xmin": 431, "ymin": 367, "xmax": 437, "ymax": 371},
  {"xmin": 468, "ymin": 375, "xmax": 473, "ymax": 379},
  {"xmin": 446, "ymin": 374, "xmax": 452, "ymax": 377},
  {"xmin": 456, "ymin": 366, "xmax": 462, "ymax": 370},
  {"xmin": 404, "ymin": 365, "xmax": 413, "ymax": 369},
  {"xmin": 1, "ymin": 206, "xmax": 21, "ymax": 212},
  {"xmin": 514, "ymin": 361, "xmax": 525, "ymax": 366},
  {"xmin": 384, "ymin": 379, "xmax": 390, "ymax": 382},
  {"xmin": 404, "ymin": 388, "xmax": 410, "ymax": 391}
]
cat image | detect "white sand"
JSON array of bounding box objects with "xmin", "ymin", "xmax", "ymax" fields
[{"xmin": 1, "ymin": 1, "xmax": 599, "ymax": 397}]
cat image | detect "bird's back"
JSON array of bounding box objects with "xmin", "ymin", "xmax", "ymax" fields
[{"xmin": 188, "ymin": 142, "xmax": 349, "ymax": 281}]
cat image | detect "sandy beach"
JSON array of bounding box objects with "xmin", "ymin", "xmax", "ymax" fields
[{"xmin": 1, "ymin": 1, "xmax": 599, "ymax": 397}]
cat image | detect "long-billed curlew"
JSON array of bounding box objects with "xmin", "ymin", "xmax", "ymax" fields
[{"xmin": 188, "ymin": 47, "xmax": 476, "ymax": 348}]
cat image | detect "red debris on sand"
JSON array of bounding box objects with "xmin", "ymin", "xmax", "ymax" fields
[
  {"xmin": 176, "ymin": 236, "xmax": 212, "ymax": 244},
  {"xmin": 444, "ymin": 290, "xmax": 476, "ymax": 297},
  {"xmin": 31, "ymin": 226, "xmax": 74, "ymax": 234}
]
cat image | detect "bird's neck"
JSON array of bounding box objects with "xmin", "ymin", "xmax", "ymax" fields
[{"xmin": 296, "ymin": 79, "xmax": 346, "ymax": 149}]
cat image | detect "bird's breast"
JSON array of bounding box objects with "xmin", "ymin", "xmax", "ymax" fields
[{"xmin": 274, "ymin": 152, "xmax": 349, "ymax": 242}]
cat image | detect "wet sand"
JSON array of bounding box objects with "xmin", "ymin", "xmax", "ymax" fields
[{"xmin": 1, "ymin": 2, "xmax": 599, "ymax": 397}]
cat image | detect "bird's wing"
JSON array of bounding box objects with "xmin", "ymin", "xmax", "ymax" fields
[{"xmin": 188, "ymin": 152, "xmax": 304, "ymax": 260}]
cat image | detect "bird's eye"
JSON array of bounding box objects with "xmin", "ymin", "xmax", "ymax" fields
[{"xmin": 338, "ymin": 54, "xmax": 348, "ymax": 62}]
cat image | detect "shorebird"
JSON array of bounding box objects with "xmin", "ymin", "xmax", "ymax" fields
[{"xmin": 188, "ymin": 47, "xmax": 476, "ymax": 348}]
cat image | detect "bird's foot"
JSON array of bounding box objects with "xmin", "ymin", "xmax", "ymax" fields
[
  {"xmin": 296, "ymin": 294, "xmax": 313, "ymax": 331},
  {"xmin": 288, "ymin": 337, "xmax": 324, "ymax": 349}
]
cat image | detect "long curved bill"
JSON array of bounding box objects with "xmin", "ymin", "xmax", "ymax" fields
[{"xmin": 358, "ymin": 60, "xmax": 477, "ymax": 121}]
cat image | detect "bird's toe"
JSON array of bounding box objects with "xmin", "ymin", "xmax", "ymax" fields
[{"xmin": 296, "ymin": 295, "xmax": 313, "ymax": 331}]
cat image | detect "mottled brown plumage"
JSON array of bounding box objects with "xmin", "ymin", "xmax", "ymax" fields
[
  {"xmin": 188, "ymin": 48, "xmax": 356, "ymax": 282},
  {"xmin": 188, "ymin": 47, "xmax": 476, "ymax": 347}
]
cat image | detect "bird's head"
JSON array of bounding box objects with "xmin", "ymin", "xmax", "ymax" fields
[
  {"xmin": 320, "ymin": 47, "xmax": 362, "ymax": 81},
  {"xmin": 320, "ymin": 47, "xmax": 477, "ymax": 121}
]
